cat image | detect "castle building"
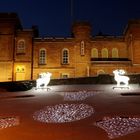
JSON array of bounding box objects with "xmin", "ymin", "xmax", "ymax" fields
[{"xmin": 0, "ymin": 13, "xmax": 140, "ymax": 82}]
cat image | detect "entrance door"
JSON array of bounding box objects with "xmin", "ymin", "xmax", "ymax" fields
[
  {"xmin": 16, "ymin": 73, "xmax": 25, "ymax": 81},
  {"xmin": 15, "ymin": 65, "xmax": 26, "ymax": 81}
]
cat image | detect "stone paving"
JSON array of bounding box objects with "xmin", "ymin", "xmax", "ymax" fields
[
  {"xmin": 33, "ymin": 103, "xmax": 94, "ymax": 123},
  {"xmin": 0, "ymin": 117, "xmax": 19, "ymax": 129},
  {"xmin": 94, "ymin": 116, "xmax": 140, "ymax": 139},
  {"xmin": 0, "ymin": 84, "xmax": 140, "ymax": 140}
]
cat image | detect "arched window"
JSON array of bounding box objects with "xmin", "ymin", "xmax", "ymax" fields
[
  {"xmin": 91, "ymin": 48, "xmax": 98, "ymax": 58},
  {"xmin": 101, "ymin": 48, "xmax": 108, "ymax": 58},
  {"xmin": 61, "ymin": 73, "xmax": 69, "ymax": 79},
  {"xmin": 62, "ymin": 48, "xmax": 69, "ymax": 64},
  {"xmin": 112, "ymin": 48, "xmax": 119, "ymax": 58},
  {"xmin": 80, "ymin": 41, "xmax": 85, "ymax": 56},
  {"xmin": 97, "ymin": 70, "xmax": 105, "ymax": 75},
  {"xmin": 17, "ymin": 39, "xmax": 25, "ymax": 54},
  {"xmin": 39, "ymin": 48, "xmax": 46, "ymax": 64}
]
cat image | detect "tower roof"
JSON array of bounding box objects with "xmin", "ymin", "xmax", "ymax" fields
[{"xmin": 0, "ymin": 13, "xmax": 22, "ymax": 29}]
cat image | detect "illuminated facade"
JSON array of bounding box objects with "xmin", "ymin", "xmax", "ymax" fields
[{"xmin": 0, "ymin": 13, "xmax": 140, "ymax": 82}]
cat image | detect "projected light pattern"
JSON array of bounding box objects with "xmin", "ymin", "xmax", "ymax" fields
[
  {"xmin": 63, "ymin": 90, "xmax": 97, "ymax": 101},
  {"xmin": 94, "ymin": 116, "xmax": 140, "ymax": 139},
  {"xmin": 33, "ymin": 103, "xmax": 94, "ymax": 123},
  {"xmin": 0, "ymin": 117, "xmax": 19, "ymax": 129}
]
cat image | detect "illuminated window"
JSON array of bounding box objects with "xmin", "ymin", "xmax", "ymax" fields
[
  {"xmin": 112, "ymin": 48, "xmax": 119, "ymax": 58},
  {"xmin": 97, "ymin": 70, "xmax": 105, "ymax": 75},
  {"xmin": 101, "ymin": 48, "xmax": 108, "ymax": 58},
  {"xmin": 62, "ymin": 48, "xmax": 69, "ymax": 64},
  {"xmin": 17, "ymin": 39, "xmax": 25, "ymax": 54},
  {"xmin": 39, "ymin": 49, "xmax": 46, "ymax": 64},
  {"xmin": 61, "ymin": 73, "xmax": 69, "ymax": 79},
  {"xmin": 80, "ymin": 41, "xmax": 85, "ymax": 55},
  {"xmin": 91, "ymin": 48, "xmax": 98, "ymax": 58}
]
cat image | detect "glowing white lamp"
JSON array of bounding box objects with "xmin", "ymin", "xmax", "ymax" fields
[
  {"xmin": 113, "ymin": 69, "xmax": 129, "ymax": 87},
  {"xmin": 36, "ymin": 72, "xmax": 52, "ymax": 89}
]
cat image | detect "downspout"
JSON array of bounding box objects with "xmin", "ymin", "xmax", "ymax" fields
[
  {"xmin": 74, "ymin": 44, "xmax": 76, "ymax": 78},
  {"xmin": 31, "ymin": 35, "xmax": 34, "ymax": 80},
  {"xmin": 130, "ymin": 34, "xmax": 133, "ymax": 65},
  {"xmin": 12, "ymin": 35, "xmax": 16, "ymax": 82},
  {"xmin": 86, "ymin": 65, "xmax": 89, "ymax": 77}
]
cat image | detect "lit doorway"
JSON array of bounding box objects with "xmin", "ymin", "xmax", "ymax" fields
[{"xmin": 15, "ymin": 66, "xmax": 25, "ymax": 81}]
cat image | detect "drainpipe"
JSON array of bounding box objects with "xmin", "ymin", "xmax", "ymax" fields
[
  {"xmin": 130, "ymin": 34, "xmax": 133, "ymax": 65},
  {"xmin": 12, "ymin": 36, "xmax": 16, "ymax": 81},
  {"xmin": 86, "ymin": 65, "xmax": 89, "ymax": 77},
  {"xmin": 31, "ymin": 35, "xmax": 34, "ymax": 80}
]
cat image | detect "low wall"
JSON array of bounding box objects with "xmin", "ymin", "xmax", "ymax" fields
[
  {"xmin": 0, "ymin": 74, "xmax": 140, "ymax": 91},
  {"xmin": 49, "ymin": 74, "xmax": 140, "ymax": 85}
]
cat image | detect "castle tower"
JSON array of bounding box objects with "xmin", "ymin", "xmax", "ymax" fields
[
  {"xmin": 124, "ymin": 19, "xmax": 140, "ymax": 73},
  {"xmin": 0, "ymin": 13, "xmax": 22, "ymax": 81},
  {"xmin": 72, "ymin": 22, "xmax": 92, "ymax": 41},
  {"xmin": 72, "ymin": 22, "xmax": 92, "ymax": 77}
]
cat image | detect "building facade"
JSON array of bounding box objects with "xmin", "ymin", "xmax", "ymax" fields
[{"xmin": 0, "ymin": 13, "xmax": 140, "ymax": 82}]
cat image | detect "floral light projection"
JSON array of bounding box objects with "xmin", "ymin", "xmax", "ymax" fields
[
  {"xmin": 63, "ymin": 90, "xmax": 95, "ymax": 101},
  {"xmin": 33, "ymin": 103, "xmax": 94, "ymax": 123},
  {"xmin": 94, "ymin": 116, "xmax": 140, "ymax": 139},
  {"xmin": 0, "ymin": 117, "xmax": 19, "ymax": 129}
]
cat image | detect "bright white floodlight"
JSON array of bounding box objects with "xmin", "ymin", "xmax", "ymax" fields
[
  {"xmin": 113, "ymin": 69, "xmax": 130, "ymax": 87},
  {"xmin": 36, "ymin": 72, "xmax": 52, "ymax": 90}
]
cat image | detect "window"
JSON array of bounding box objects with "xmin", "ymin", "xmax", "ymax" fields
[
  {"xmin": 91, "ymin": 48, "xmax": 98, "ymax": 58},
  {"xmin": 101, "ymin": 48, "xmax": 108, "ymax": 58},
  {"xmin": 39, "ymin": 49, "xmax": 46, "ymax": 64},
  {"xmin": 17, "ymin": 39, "xmax": 25, "ymax": 54},
  {"xmin": 62, "ymin": 48, "xmax": 69, "ymax": 64},
  {"xmin": 112, "ymin": 48, "xmax": 119, "ymax": 58},
  {"xmin": 61, "ymin": 73, "xmax": 69, "ymax": 79},
  {"xmin": 80, "ymin": 41, "xmax": 85, "ymax": 55},
  {"xmin": 97, "ymin": 70, "xmax": 105, "ymax": 75}
]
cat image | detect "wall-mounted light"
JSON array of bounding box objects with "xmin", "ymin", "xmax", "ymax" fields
[{"xmin": 16, "ymin": 65, "xmax": 25, "ymax": 72}]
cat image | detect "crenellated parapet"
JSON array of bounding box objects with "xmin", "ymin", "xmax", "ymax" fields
[{"xmin": 72, "ymin": 22, "xmax": 92, "ymax": 41}]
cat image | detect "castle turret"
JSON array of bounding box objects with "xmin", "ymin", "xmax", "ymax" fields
[
  {"xmin": 72, "ymin": 22, "xmax": 92, "ymax": 40},
  {"xmin": 124, "ymin": 19, "xmax": 140, "ymax": 73},
  {"xmin": 0, "ymin": 13, "xmax": 22, "ymax": 81}
]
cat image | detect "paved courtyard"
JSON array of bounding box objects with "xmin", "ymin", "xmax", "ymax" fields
[{"xmin": 0, "ymin": 84, "xmax": 140, "ymax": 140}]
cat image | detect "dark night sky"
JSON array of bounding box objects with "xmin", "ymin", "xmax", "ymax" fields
[{"xmin": 0, "ymin": 0, "xmax": 140, "ymax": 37}]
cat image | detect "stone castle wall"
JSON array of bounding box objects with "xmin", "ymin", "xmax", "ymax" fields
[{"xmin": 0, "ymin": 13, "xmax": 140, "ymax": 81}]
